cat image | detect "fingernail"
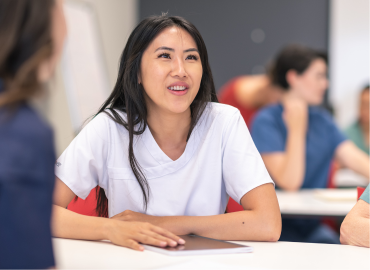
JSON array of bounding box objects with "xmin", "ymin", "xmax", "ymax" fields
[
  {"xmin": 139, "ymin": 246, "xmax": 144, "ymax": 251},
  {"xmin": 178, "ymin": 239, "xmax": 185, "ymax": 245},
  {"xmin": 160, "ymin": 241, "xmax": 167, "ymax": 246},
  {"xmin": 171, "ymin": 240, "xmax": 177, "ymax": 246}
]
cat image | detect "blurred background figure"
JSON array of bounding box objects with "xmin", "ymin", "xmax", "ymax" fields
[
  {"xmin": 251, "ymin": 44, "xmax": 369, "ymax": 244},
  {"xmin": 344, "ymin": 85, "xmax": 369, "ymax": 155},
  {"xmin": 0, "ymin": 0, "xmax": 66, "ymax": 268},
  {"xmin": 218, "ymin": 74, "xmax": 282, "ymax": 129}
]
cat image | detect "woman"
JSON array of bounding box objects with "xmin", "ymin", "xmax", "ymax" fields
[
  {"xmin": 251, "ymin": 45, "xmax": 370, "ymax": 243},
  {"xmin": 0, "ymin": 0, "xmax": 65, "ymax": 268},
  {"xmin": 52, "ymin": 15, "xmax": 281, "ymax": 251}
]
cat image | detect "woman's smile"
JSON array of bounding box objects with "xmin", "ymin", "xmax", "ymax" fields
[{"xmin": 167, "ymin": 81, "xmax": 190, "ymax": 96}]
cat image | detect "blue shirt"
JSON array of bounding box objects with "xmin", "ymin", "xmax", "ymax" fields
[
  {"xmin": 252, "ymin": 104, "xmax": 347, "ymax": 189},
  {"xmin": 0, "ymin": 83, "xmax": 55, "ymax": 268}
]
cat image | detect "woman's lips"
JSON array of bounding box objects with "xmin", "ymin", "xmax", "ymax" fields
[
  {"xmin": 167, "ymin": 82, "xmax": 190, "ymax": 96},
  {"xmin": 167, "ymin": 87, "xmax": 188, "ymax": 96}
]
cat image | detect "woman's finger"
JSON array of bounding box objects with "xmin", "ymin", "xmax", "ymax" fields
[
  {"xmin": 142, "ymin": 230, "xmax": 178, "ymax": 247},
  {"xmin": 150, "ymin": 225, "xmax": 185, "ymax": 245},
  {"xmin": 125, "ymin": 239, "xmax": 144, "ymax": 251},
  {"xmin": 135, "ymin": 234, "xmax": 169, "ymax": 247}
]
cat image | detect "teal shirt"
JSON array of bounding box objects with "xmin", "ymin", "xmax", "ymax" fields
[
  {"xmin": 360, "ymin": 184, "xmax": 370, "ymax": 204},
  {"xmin": 344, "ymin": 122, "xmax": 369, "ymax": 155}
]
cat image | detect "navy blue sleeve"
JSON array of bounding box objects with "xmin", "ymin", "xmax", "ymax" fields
[
  {"xmin": 321, "ymin": 110, "xmax": 347, "ymax": 151},
  {"xmin": 0, "ymin": 109, "xmax": 55, "ymax": 269},
  {"xmin": 251, "ymin": 109, "xmax": 285, "ymax": 153}
]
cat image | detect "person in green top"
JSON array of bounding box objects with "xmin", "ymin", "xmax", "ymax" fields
[
  {"xmin": 344, "ymin": 85, "xmax": 369, "ymax": 155},
  {"xmin": 340, "ymin": 184, "xmax": 370, "ymax": 248}
]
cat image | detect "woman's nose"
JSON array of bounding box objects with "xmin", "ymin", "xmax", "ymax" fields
[{"xmin": 170, "ymin": 57, "xmax": 187, "ymax": 78}]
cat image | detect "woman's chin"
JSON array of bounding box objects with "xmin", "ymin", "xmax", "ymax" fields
[{"xmin": 165, "ymin": 103, "xmax": 192, "ymax": 115}]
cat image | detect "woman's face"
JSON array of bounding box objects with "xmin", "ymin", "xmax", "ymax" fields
[
  {"xmin": 140, "ymin": 26, "xmax": 203, "ymax": 115},
  {"xmin": 289, "ymin": 58, "xmax": 328, "ymax": 105},
  {"xmin": 38, "ymin": 0, "xmax": 67, "ymax": 82}
]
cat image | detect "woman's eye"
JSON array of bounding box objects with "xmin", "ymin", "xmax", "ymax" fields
[
  {"xmin": 186, "ymin": 54, "xmax": 198, "ymax": 60},
  {"xmin": 158, "ymin": 53, "xmax": 171, "ymax": 59}
]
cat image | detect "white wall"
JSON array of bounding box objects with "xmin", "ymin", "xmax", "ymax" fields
[
  {"xmin": 44, "ymin": 0, "xmax": 138, "ymax": 156},
  {"xmin": 329, "ymin": 0, "xmax": 369, "ymax": 128}
]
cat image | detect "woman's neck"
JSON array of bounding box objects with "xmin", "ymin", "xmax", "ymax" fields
[{"xmin": 146, "ymin": 106, "xmax": 191, "ymax": 161}]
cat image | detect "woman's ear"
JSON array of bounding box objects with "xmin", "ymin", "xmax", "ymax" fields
[{"xmin": 286, "ymin": 69, "xmax": 298, "ymax": 89}]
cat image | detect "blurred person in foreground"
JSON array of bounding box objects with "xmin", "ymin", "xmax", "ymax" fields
[
  {"xmin": 218, "ymin": 72, "xmax": 282, "ymax": 129},
  {"xmin": 0, "ymin": 0, "xmax": 66, "ymax": 268},
  {"xmin": 344, "ymin": 85, "xmax": 369, "ymax": 155},
  {"xmin": 340, "ymin": 184, "xmax": 369, "ymax": 248},
  {"xmin": 251, "ymin": 44, "xmax": 370, "ymax": 244}
]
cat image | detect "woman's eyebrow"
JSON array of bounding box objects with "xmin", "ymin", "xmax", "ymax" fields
[
  {"xmin": 184, "ymin": 48, "xmax": 199, "ymax": 53},
  {"xmin": 154, "ymin": 46, "xmax": 199, "ymax": 53},
  {"xmin": 155, "ymin": 46, "xmax": 174, "ymax": 52}
]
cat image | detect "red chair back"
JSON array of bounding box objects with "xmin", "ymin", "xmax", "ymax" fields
[
  {"xmin": 357, "ymin": 186, "xmax": 366, "ymax": 200},
  {"xmin": 68, "ymin": 187, "xmax": 99, "ymax": 216}
]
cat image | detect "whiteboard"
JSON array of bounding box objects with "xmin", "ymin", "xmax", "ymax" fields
[{"xmin": 62, "ymin": 0, "xmax": 110, "ymax": 133}]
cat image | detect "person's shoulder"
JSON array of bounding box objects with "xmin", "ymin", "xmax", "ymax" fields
[
  {"xmin": 0, "ymin": 105, "xmax": 54, "ymax": 171},
  {"xmin": 85, "ymin": 109, "xmax": 129, "ymax": 141},
  {"xmin": 207, "ymin": 102, "xmax": 240, "ymax": 116},
  {"xmin": 0, "ymin": 104, "xmax": 53, "ymax": 145},
  {"xmin": 254, "ymin": 103, "xmax": 282, "ymax": 123},
  {"xmin": 344, "ymin": 121, "xmax": 360, "ymax": 135}
]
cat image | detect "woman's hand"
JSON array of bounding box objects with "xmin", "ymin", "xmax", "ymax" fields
[{"xmin": 105, "ymin": 219, "xmax": 185, "ymax": 251}]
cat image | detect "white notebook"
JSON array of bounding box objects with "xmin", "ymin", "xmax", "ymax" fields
[{"xmin": 143, "ymin": 235, "xmax": 253, "ymax": 256}]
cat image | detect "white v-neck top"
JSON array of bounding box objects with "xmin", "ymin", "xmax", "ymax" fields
[{"xmin": 55, "ymin": 102, "xmax": 273, "ymax": 217}]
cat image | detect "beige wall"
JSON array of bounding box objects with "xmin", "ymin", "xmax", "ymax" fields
[
  {"xmin": 43, "ymin": 0, "xmax": 138, "ymax": 156},
  {"xmin": 329, "ymin": 0, "xmax": 369, "ymax": 128}
]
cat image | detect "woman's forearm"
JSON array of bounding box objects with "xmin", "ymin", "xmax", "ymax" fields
[
  {"xmin": 275, "ymin": 131, "xmax": 306, "ymax": 190},
  {"xmin": 156, "ymin": 211, "xmax": 281, "ymax": 242},
  {"xmin": 51, "ymin": 205, "xmax": 109, "ymax": 240}
]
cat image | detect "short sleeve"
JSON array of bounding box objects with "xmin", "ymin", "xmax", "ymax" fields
[
  {"xmin": 251, "ymin": 111, "xmax": 285, "ymax": 153},
  {"xmin": 222, "ymin": 111, "xmax": 274, "ymax": 204},
  {"xmin": 55, "ymin": 113, "xmax": 110, "ymax": 199},
  {"xmin": 360, "ymin": 184, "xmax": 370, "ymax": 204}
]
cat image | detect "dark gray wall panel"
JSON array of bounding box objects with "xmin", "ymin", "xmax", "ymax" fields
[{"xmin": 139, "ymin": 0, "xmax": 329, "ymax": 92}]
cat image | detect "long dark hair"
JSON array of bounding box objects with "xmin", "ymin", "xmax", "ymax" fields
[
  {"xmin": 0, "ymin": 0, "xmax": 54, "ymax": 107},
  {"xmin": 94, "ymin": 15, "xmax": 218, "ymax": 217}
]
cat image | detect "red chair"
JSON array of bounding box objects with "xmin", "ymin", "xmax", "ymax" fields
[
  {"xmin": 67, "ymin": 187, "xmax": 99, "ymax": 216},
  {"xmin": 357, "ymin": 186, "xmax": 366, "ymax": 200}
]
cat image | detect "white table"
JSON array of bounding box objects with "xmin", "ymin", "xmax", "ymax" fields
[
  {"xmin": 334, "ymin": 169, "xmax": 369, "ymax": 187},
  {"xmin": 53, "ymin": 238, "xmax": 370, "ymax": 269},
  {"xmin": 276, "ymin": 189, "xmax": 357, "ymax": 217}
]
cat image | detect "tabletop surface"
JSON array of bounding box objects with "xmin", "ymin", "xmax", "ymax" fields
[
  {"xmin": 53, "ymin": 238, "xmax": 370, "ymax": 269},
  {"xmin": 275, "ymin": 189, "xmax": 357, "ymax": 217}
]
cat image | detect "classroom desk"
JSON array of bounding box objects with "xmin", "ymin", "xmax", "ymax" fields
[
  {"xmin": 53, "ymin": 237, "xmax": 369, "ymax": 269},
  {"xmin": 275, "ymin": 189, "xmax": 357, "ymax": 218},
  {"xmin": 334, "ymin": 169, "xmax": 369, "ymax": 187}
]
